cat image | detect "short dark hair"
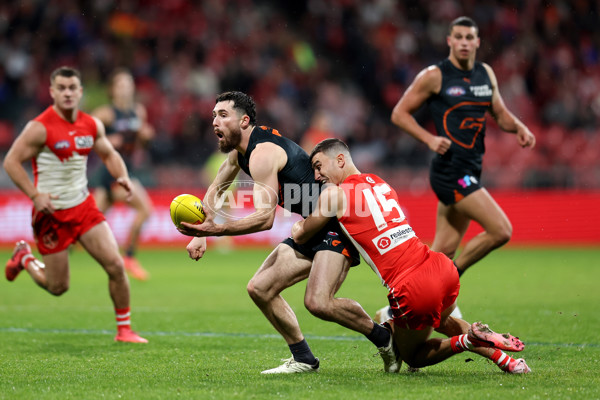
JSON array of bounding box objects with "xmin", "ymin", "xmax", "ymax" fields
[
  {"xmin": 448, "ymin": 16, "xmax": 478, "ymax": 35},
  {"xmin": 50, "ymin": 66, "xmax": 82, "ymax": 84},
  {"xmin": 216, "ymin": 91, "xmax": 257, "ymax": 125},
  {"xmin": 309, "ymin": 138, "xmax": 351, "ymax": 163}
]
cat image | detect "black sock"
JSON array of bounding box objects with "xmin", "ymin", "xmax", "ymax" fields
[
  {"xmin": 454, "ymin": 261, "xmax": 464, "ymax": 277},
  {"xmin": 289, "ymin": 339, "xmax": 317, "ymax": 365},
  {"xmin": 125, "ymin": 247, "xmax": 135, "ymax": 258},
  {"xmin": 366, "ymin": 322, "xmax": 391, "ymax": 348}
]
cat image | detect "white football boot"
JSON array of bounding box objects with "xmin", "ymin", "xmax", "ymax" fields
[
  {"xmin": 261, "ymin": 357, "xmax": 320, "ymax": 374},
  {"xmin": 378, "ymin": 321, "xmax": 401, "ymax": 373}
]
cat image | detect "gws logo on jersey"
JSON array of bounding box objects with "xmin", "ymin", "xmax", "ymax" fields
[
  {"xmin": 446, "ymin": 86, "xmax": 466, "ymax": 96},
  {"xmin": 372, "ymin": 224, "xmax": 416, "ymax": 255},
  {"xmin": 74, "ymin": 136, "xmax": 94, "ymax": 149},
  {"xmin": 54, "ymin": 140, "xmax": 70, "ymax": 150},
  {"xmin": 458, "ymin": 175, "xmax": 478, "ymax": 189}
]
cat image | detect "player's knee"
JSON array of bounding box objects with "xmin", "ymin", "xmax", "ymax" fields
[
  {"xmin": 492, "ymin": 223, "xmax": 512, "ymax": 247},
  {"xmin": 105, "ymin": 258, "xmax": 127, "ymax": 280},
  {"xmin": 247, "ymin": 278, "xmax": 267, "ymax": 304},
  {"xmin": 246, "ymin": 279, "xmax": 257, "ymax": 300},
  {"xmin": 247, "ymin": 270, "xmax": 283, "ymax": 305},
  {"xmin": 304, "ymin": 294, "xmax": 332, "ymax": 320},
  {"xmin": 47, "ymin": 283, "xmax": 69, "ymax": 296}
]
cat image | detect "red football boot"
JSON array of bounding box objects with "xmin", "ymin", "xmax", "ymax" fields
[
  {"xmin": 115, "ymin": 327, "xmax": 148, "ymax": 343},
  {"xmin": 123, "ymin": 256, "xmax": 149, "ymax": 281},
  {"xmin": 5, "ymin": 240, "xmax": 32, "ymax": 282}
]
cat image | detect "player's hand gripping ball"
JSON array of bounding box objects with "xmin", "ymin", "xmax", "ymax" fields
[{"xmin": 170, "ymin": 194, "xmax": 206, "ymax": 229}]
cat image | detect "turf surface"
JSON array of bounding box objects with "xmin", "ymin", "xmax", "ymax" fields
[{"xmin": 1, "ymin": 246, "xmax": 598, "ymax": 399}]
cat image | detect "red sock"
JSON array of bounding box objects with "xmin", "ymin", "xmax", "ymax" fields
[
  {"xmin": 490, "ymin": 349, "xmax": 515, "ymax": 372},
  {"xmin": 450, "ymin": 334, "xmax": 489, "ymax": 353},
  {"xmin": 450, "ymin": 335, "xmax": 466, "ymax": 353},
  {"xmin": 115, "ymin": 307, "xmax": 132, "ymax": 331}
]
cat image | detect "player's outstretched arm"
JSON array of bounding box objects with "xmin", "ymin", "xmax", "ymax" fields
[
  {"xmin": 179, "ymin": 143, "xmax": 283, "ymax": 237},
  {"xmin": 483, "ymin": 64, "xmax": 536, "ymax": 149},
  {"xmin": 292, "ymin": 185, "xmax": 344, "ymax": 244},
  {"xmin": 391, "ymin": 66, "xmax": 451, "ymax": 155}
]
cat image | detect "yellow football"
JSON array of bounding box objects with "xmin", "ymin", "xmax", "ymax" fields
[{"xmin": 170, "ymin": 194, "xmax": 206, "ymax": 229}]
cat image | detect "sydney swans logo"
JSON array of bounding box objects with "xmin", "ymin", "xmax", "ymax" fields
[{"xmin": 203, "ymin": 180, "xmax": 279, "ymax": 220}]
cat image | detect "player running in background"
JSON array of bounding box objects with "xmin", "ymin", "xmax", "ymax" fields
[
  {"xmin": 3, "ymin": 66, "xmax": 147, "ymax": 343},
  {"xmin": 292, "ymin": 139, "xmax": 530, "ymax": 373},
  {"xmin": 91, "ymin": 68, "xmax": 154, "ymax": 281},
  {"xmin": 177, "ymin": 91, "xmax": 399, "ymax": 374},
  {"xmin": 391, "ymin": 16, "xmax": 535, "ymax": 276},
  {"xmin": 376, "ymin": 16, "xmax": 536, "ymax": 323}
]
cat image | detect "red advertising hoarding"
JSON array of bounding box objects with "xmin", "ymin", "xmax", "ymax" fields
[{"xmin": 0, "ymin": 189, "xmax": 598, "ymax": 248}]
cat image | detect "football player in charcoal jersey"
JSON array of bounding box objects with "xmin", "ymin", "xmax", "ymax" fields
[
  {"xmin": 3, "ymin": 66, "xmax": 147, "ymax": 343},
  {"xmin": 377, "ymin": 16, "xmax": 536, "ymax": 323},
  {"xmin": 392, "ymin": 15, "xmax": 536, "ymax": 276},
  {"xmin": 91, "ymin": 68, "xmax": 154, "ymax": 281},
  {"xmin": 292, "ymin": 138, "xmax": 530, "ymax": 373},
  {"xmin": 177, "ymin": 91, "xmax": 400, "ymax": 374}
]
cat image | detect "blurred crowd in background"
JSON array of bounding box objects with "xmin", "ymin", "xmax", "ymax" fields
[{"xmin": 1, "ymin": 0, "xmax": 599, "ymax": 191}]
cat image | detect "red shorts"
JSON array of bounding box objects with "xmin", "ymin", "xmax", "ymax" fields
[
  {"xmin": 388, "ymin": 251, "xmax": 460, "ymax": 330},
  {"xmin": 32, "ymin": 195, "xmax": 106, "ymax": 255}
]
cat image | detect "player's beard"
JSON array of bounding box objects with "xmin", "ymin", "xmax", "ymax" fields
[{"xmin": 218, "ymin": 127, "xmax": 242, "ymax": 153}]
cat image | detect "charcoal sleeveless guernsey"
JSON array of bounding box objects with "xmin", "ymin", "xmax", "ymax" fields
[
  {"xmin": 108, "ymin": 106, "xmax": 141, "ymax": 157},
  {"xmin": 237, "ymin": 126, "xmax": 319, "ymax": 217},
  {"xmin": 428, "ymin": 59, "xmax": 493, "ymax": 172}
]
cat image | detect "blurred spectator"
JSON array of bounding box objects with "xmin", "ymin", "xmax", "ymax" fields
[{"xmin": 0, "ymin": 0, "xmax": 599, "ymax": 189}]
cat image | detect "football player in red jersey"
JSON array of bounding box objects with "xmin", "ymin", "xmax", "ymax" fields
[
  {"xmin": 292, "ymin": 139, "xmax": 530, "ymax": 373},
  {"xmin": 3, "ymin": 66, "xmax": 147, "ymax": 343}
]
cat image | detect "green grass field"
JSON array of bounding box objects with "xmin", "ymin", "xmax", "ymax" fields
[{"xmin": 1, "ymin": 246, "xmax": 599, "ymax": 400}]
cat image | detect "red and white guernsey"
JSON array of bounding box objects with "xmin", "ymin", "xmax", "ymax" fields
[
  {"xmin": 33, "ymin": 107, "xmax": 97, "ymax": 210},
  {"xmin": 338, "ymin": 174, "xmax": 430, "ymax": 290}
]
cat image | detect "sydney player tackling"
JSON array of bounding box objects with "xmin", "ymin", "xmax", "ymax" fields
[{"xmin": 292, "ymin": 138, "xmax": 530, "ymax": 373}]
